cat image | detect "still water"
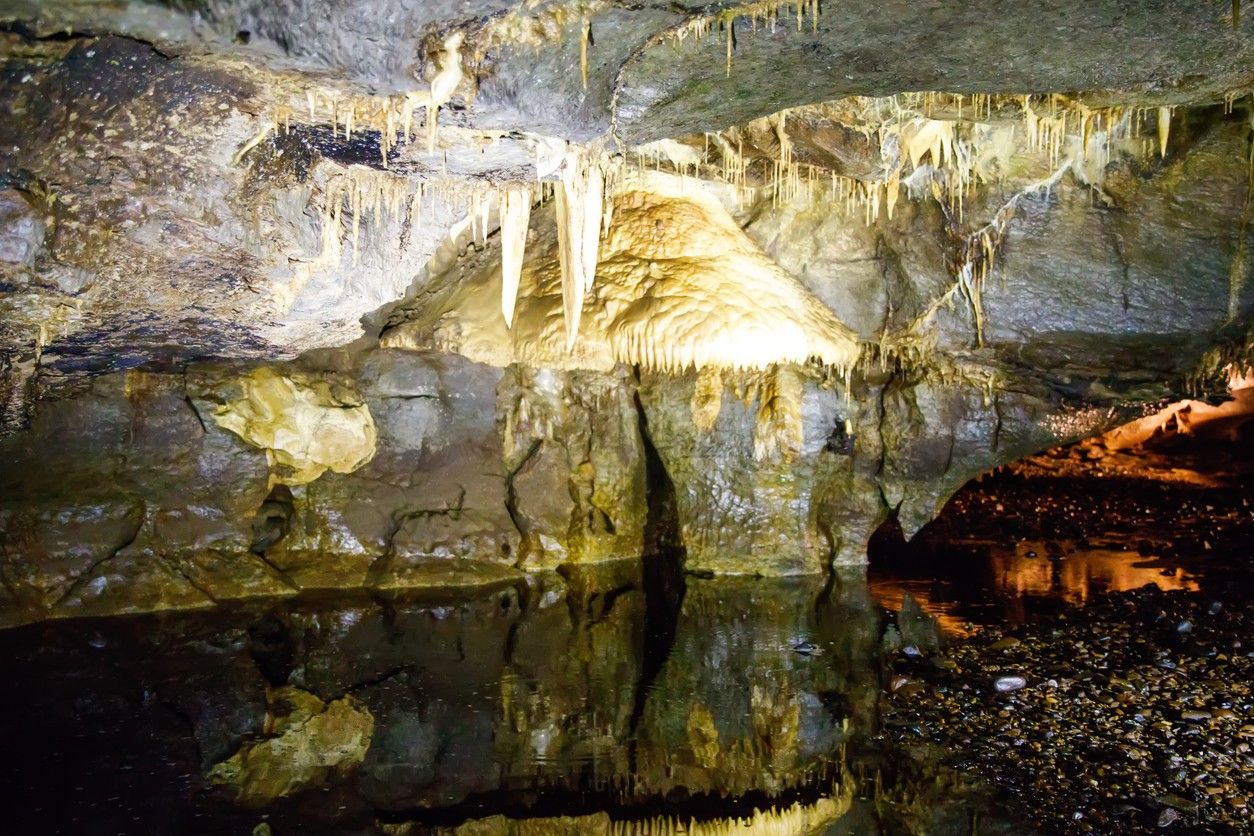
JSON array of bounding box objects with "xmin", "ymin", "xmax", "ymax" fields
[{"xmin": 0, "ymin": 542, "xmax": 1210, "ymax": 836}]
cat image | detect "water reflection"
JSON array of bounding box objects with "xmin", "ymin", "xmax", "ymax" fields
[
  {"xmin": 0, "ymin": 565, "xmax": 898, "ymax": 834},
  {"xmin": 869, "ymin": 541, "xmax": 1203, "ymax": 637}
]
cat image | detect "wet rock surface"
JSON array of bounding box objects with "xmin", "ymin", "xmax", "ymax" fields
[{"xmin": 1, "ymin": 431, "xmax": 1251, "ymax": 833}]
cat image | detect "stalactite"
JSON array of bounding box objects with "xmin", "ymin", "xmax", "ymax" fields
[
  {"xmin": 753, "ymin": 365, "xmax": 803, "ymax": 462},
  {"xmin": 424, "ymin": 31, "xmax": 465, "ymax": 153},
  {"xmin": 691, "ymin": 367, "xmax": 724, "ymax": 431},
  {"xmin": 1158, "ymin": 106, "xmax": 1173, "ymax": 157},
  {"xmin": 232, "ymin": 121, "xmax": 275, "ymax": 165},
  {"xmin": 555, "ymin": 147, "xmax": 605, "ymax": 348},
  {"xmin": 670, "ymin": 0, "xmax": 821, "ymax": 69},
  {"xmin": 499, "ymin": 186, "xmax": 532, "ymax": 327},
  {"xmin": 580, "ymin": 16, "xmax": 591, "ymax": 88}
]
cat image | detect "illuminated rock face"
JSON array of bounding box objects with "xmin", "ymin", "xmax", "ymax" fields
[
  {"xmin": 212, "ymin": 367, "xmax": 378, "ymax": 486},
  {"xmin": 383, "ymin": 181, "xmax": 860, "ymax": 375},
  {"xmin": 0, "ymin": 1, "xmax": 1252, "ymax": 615},
  {"xmin": 206, "ymin": 687, "xmax": 374, "ymax": 806}
]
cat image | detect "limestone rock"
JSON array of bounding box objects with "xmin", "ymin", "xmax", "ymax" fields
[
  {"xmin": 206, "ymin": 686, "xmax": 374, "ymax": 806},
  {"xmin": 384, "ymin": 179, "xmax": 860, "ymax": 375},
  {"xmin": 212, "ymin": 367, "xmax": 377, "ymax": 485},
  {"xmin": 500, "ymin": 366, "xmax": 646, "ymax": 569},
  {"xmin": 50, "ymin": 548, "xmax": 216, "ymax": 620},
  {"xmin": 637, "ymin": 368, "xmax": 847, "ymax": 576}
]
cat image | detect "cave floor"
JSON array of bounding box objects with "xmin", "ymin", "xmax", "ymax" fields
[{"xmin": 0, "ymin": 442, "xmax": 1250, "ymax": 835}]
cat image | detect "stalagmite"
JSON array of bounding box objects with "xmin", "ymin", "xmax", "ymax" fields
[
  {"xmin": 499, "ymin": 187, "xmax": 532, "ymax": 328},
  {"xmin": 421, "ymin": 31, "xmax": 465, "ymax": 152}
]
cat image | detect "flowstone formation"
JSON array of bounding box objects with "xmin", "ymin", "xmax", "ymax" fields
[
  {"xmin": 213, "ymin": 367, "xmax": 378, "ymax": 486},
  {"xmin": 1, "ymin": 1, "xmax": 1253, "ymax": 619}
]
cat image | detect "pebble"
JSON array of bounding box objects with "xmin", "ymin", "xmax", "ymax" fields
[
  {"xmin": 994, "ymin": 675, "xmax": 1027, "ymax": 693},
  {"xmin": 883, "ymin": 586, "xmax": 1254, "ymax": 835}
]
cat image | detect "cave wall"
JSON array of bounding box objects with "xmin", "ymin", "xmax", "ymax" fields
[
  {"xmin": 4, "ymin": 101, "xmax": 1253, "ymax": 617},
  {"xmin": 0, "ymin": 353, "xmax": 651, "ymax": 626},
  {"xmin": 2, "ymin": 1, "xmax": 1254, "ymax": 621}
]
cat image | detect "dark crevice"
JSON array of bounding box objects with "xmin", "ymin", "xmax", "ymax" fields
[
  {"xmin": 626, "ymin": 387, "xmax": 685, "ymax": 771},
  {"xmin": 0, "ymin": 21, "xmax": 175, "ymax": 58},
  {"xmin": 249, "ymin": 485, "xmax": 294, "ymax": 555},
  {"xmin": 503, "ymin": 439, "xmax": 542, "ymax": 557},
  {"xmin": 182, "ymin": 394, "xmax": 207, "ymax": 433}
]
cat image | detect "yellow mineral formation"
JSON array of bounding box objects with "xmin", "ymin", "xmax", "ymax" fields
[
  {"xmin": 434, "ymin": 777, "xmax": 852, "ymax": 834},
  {"xmin": 383, "ymin": 173, "xmax": 861, "ymax": 376},
  {"xmin": 212, "ymin": 367, "xmax": 377, "ymax": 485},
  {"xmin": 206, "ymin": 687, "xmax": 374, "ymax": 806},
  {"xmin": 499, "ymin": 186, "xmax": 534, "ymax": 327}
]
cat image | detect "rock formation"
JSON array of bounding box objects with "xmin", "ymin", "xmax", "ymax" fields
[{"xmin": 1, "ymin": 1, "xmax": 1252, "ymax": 621}]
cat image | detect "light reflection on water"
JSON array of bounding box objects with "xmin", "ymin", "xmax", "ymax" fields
[
  {"xmin": 0, "ymin": 548, "xmax": 1171, "ymax": 833},
  {"xmin": 0, "ymin": 570, "xmax": 895, "ymax": 834},
  {"xmin": 869, "ymin": 541, "xmax": 1203, "ymax": 637}
]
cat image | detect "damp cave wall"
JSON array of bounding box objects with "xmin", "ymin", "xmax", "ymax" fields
[
  {"xmin": 1, "ymin": 2, "xmax": 1253, "ymax": 625},
  {"xmin": 4, "ymin": 113, "xmax": 1254, "ymax": 624}
]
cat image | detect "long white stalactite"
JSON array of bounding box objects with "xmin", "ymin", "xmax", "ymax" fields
[
  {"xmin": 499, "ymin": 187, "xmax": 532, "ymax": 328},
  {"xmin": 555, "ymin": 147, "xmax": 605, "ymax": 348}
]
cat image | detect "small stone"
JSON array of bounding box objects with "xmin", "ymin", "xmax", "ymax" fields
[{"xmin": 995, "ymin": 675, "xmax": 1027, "ymax": 693}]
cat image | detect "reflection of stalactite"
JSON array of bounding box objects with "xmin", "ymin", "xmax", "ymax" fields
[
  {"xmin": 686, "ymin": 702, "xmax": 721, "ymax": 768},
  {"xmin": 751, "ymin": 682, "xmax": 801, "ymax": 770},
  {"xmin": 427, "ymin": 777, "xmax": 853, "ymax": 834}
]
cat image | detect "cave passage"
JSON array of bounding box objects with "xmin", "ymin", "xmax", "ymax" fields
[{"xmin": 3, "ymin": 1, "xmax": 1254, "ymax": 834}]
